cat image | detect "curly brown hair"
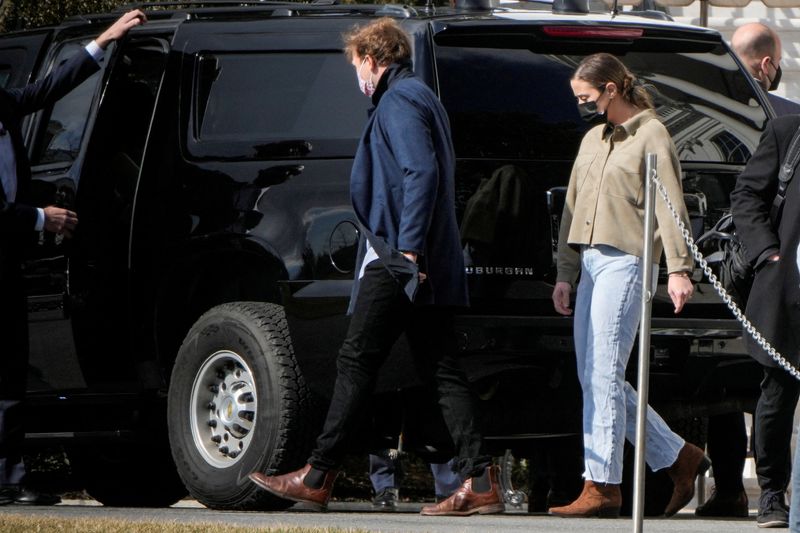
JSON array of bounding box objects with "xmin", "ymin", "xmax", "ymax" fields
[
  {"xmin": 343, "ymin": 17, "xmax": 412, "ymax": 66},
  {"xmin": 573, "ymin": 53, "xmax": 653, "ymax": 110}
]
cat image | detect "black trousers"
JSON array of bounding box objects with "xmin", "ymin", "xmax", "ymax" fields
[
  {"xmin": 706, "ymin": 412, "xmax": 747, "ymax": 493},
  {"xmin": 754, "ymin": 366, "xmax": 800, "ymax": 493},
  {"xmin": 309, "ymin": 263, "xmax": 490, "ymax": 479},
  {"xmin": 0, "ymin": 258, "xmax": 28, "ymax": 487}
]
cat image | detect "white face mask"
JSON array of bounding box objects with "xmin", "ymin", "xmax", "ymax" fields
[{"xmin": 357, "ymin": 58, "xmax": 375, "ymax": 97}]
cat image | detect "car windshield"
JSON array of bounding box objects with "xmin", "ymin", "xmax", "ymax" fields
[{"xmin": 434, "ymin": 43, "xmax": 768, "ymax": 164}]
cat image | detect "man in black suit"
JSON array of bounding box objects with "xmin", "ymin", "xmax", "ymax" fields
[
  {"xmin": 0, "ymin": 9, "xmax": 146, "ymax": 506},
  {"xmin": 707, "ymin": 22, "xmax": 800, "ymax": 528},
  {"xmin": 731, "ymin": 116, "xmax": 800, "ymax": 528}
]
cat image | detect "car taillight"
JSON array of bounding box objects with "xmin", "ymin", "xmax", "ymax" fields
[{"xmin": 542, "ymin": 26, "xmax": 644, "ymax": 39}]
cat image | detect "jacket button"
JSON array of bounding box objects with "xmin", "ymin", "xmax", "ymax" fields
[{"xmin": 585, "ymin": 220, "xmax": 591, "ymax": 225}]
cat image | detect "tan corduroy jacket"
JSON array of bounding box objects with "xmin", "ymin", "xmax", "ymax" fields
[{"xmin": 556, "ymin": 109, "xmax": 693, "ymax": 286}]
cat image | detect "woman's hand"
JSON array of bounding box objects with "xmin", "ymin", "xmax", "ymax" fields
[
  {"xmin": 667, "ymin": 273, "xmax": 693, "ymax": 314},
  {"xmin": 552, "ymin": 281, "xmax": 573, "ymax": 316}
]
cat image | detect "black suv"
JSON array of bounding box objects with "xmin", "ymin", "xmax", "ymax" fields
[{"xmin": 1, "ymin": 0, "xmax": 769, "ymax": 512}]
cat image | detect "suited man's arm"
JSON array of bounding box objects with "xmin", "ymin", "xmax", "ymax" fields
[
  {"xmin": 0, "ymin": 201, "xmax": 38, "ymax": 236},
  {"xmin": 7, "ymin": 10, "xmax": 146, "ymax": 118},
  {"xmin": 381, "ymin": 91, "xmax": 439, "ymax": 259},
  {"xmin": 0, "ymin": 10, "xmax": 145, "ymax": 236},
  {"xmin": 730, "ymin": 119, "xmax": 782, "ymax": 269}
]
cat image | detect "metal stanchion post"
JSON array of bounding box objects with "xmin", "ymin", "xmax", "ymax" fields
[{"xmin": 633, "ymin": 153, "xmax": 657, "ymax": 533}]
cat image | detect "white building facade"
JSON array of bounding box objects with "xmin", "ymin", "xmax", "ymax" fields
[{"xmin": 670, "ymin": 2, "xmax": 800, "ymax": 102}]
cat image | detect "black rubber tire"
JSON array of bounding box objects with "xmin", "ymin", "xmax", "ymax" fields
[
  {"xmin": 69, "ymin": 439, "xmax": 188, "ymax": 507},
  {"xmin": 167, "ymin": 302, "xmax": 311, "ymax": 510}
]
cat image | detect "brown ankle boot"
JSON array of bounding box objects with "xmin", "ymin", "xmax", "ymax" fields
[
  {"xmin": 420, "ymin": 465, "xmax": 505, "ymax": 516},
  {"xmin": 548, "ymin": 480, "xmax": 621, "ymax": 518},
  {"xmin": 249, "ymin": 464, "xmax": 338, "ymax": 511},
  {"xmin": 664, "ymin": 443, "xmax": 712, "ymax": 517}
]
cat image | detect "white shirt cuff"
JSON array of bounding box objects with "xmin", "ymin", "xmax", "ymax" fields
[
  {"xmin": 35, "ymin": 208, "xmax": 45, "ymax": 232},
  {"xmin": 85, "ymin": 41, "xmax": 105, "ymax": 63}
]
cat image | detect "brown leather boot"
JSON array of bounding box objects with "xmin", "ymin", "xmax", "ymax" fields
[
  {"xmin": 249, "ymin": 464, "xmax": 338, "ymax": 511},
  {"xmin": 664, "ymin": 442, "xmax": 712, "ymax": 517},
  {"xmin": 548, "ymin": 480, "xmax": 621, "ymax": 518},
  {"xmin": 420, "ymin": 465, "xmax": 505, "ymax": 516}
]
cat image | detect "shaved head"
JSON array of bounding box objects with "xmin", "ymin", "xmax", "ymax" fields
[
  {"xmin": 732, "ymin": 23, "xmax": 780, "ymax": 74},
  {"xmin": 731, "ymin": 23, "xmax": 782, "ymax": 91}
]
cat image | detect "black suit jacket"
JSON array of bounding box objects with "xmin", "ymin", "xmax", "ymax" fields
[
  {"xmin": 0, "ymin": 48, "xmax": 100, "ymax": 238},
  {"xmin": 730, "ymin": 114, "xmax": 800, "ymax": 367}
]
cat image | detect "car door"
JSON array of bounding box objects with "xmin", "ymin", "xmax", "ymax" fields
[{"xmin": 19, "ymin": 35, "xmax": 106, "ymax": 392}]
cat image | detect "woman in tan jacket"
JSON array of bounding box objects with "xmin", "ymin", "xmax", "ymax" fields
[{"xmin": 548, "ymin": 53, "xmax": 709, "ymax": 519}]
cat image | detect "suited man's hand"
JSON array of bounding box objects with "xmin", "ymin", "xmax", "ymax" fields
[
  {"xmin": 43, "ymin": 206, "xmax": 78, "ymax": 238},
  {"xmin": 95, "ymin": 10, "xmax": 147, "ymax": 50}
]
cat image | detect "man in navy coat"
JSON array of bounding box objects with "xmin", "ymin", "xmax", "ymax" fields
[
  {"xmin": 0, "ymin": 10, "xmax": 145, "ymax": 505},
  {"xmin": 250, "ymin": 18, "xmax": 503, "ymax": 516}
]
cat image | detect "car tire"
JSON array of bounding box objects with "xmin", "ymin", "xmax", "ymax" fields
[{"xmin": 168, "ymin": 301, "xmax": 312, "ymax": 510}]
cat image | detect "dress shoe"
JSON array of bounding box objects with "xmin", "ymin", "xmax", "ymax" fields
[
  {"xmin": 0, "ymin": 488, "xmax": 14, "ymax": 506},
  {"xmin": 420, "ymin": 465, "xmax": 504, "ymax": 516},
  {"xmin": 249, "ymin": 464, "xmax": 338, "ymax": 511},
  {"xmin": 372, "ymin": 487, "xmax": 398, "ymax": 510},
  {"xmin": 548, "ymin": 480, "xmax": 621, "ymax": 518},
  {"xmin": 0, "ymin": 487, "xmax": 60, "ymax": 506},
  {"xmin": 664, "ymin": 442, "xmax": 712, "ymax": 517},
  {"xmin": 695, "ymin": 487, "xmax": 749, "ymax": 518},
  {"xmin": 13, "ymin": 487, "xmax": 61, "ymax": 506}
]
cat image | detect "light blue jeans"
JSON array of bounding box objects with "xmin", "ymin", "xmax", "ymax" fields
[{"xmin": 574, "ymin": 245, "xmax": 685, "ymax": 484}]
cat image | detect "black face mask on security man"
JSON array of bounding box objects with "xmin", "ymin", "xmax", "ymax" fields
[
  {"xmin": 769, "ymin": 64, "xmax": 782, "ymax": 92},
  {"xmin": 577, "ymin": 86, "xmax": 606, "ymax": 123}
]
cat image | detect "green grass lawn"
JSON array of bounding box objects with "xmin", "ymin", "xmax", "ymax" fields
[{"xmin": 0, "ymin": 515, "xmax": 372, "ymax": 533}]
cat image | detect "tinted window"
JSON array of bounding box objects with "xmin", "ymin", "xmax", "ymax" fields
[
  {"xmin": 30, "ymin": 40, "xmax": 102, "ymax": 167},
  {"xmin": 189, "ymin": 52, "xmax": 369, "ymax": 159},
  {"xmin": 0, "ymin": 32, "xmax": 50, "ymax": 90},
  {"xmin": 0, "ymin": 48, "xmax": 26, "ymax": 89},
  {"xmin": 435, "ymin": 45, "xmax": 768, "ymax": 164}
]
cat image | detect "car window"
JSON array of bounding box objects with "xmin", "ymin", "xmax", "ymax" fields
[
  {"xmin": 29, "ymin": 40, "xmax": 103, "ymax": 168},
  {"xmin": 0, "ymin": 31, "xmax": 50, "ymax": 90},
  {"xmin": 187, "ymin": 52, "xmax": 369, "ymax": 160},
  {"xmin": 435, "ymin": 44, "xmax": 769, "ymax": 164},
  {"xmin": 0, "ymin": 48, "xmax": 27, "ymax": 89}
]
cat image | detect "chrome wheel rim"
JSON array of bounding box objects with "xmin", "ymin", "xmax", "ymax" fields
[{"xmin": 189, "ymin": 351, "xmax": 257, "ymax": 468}]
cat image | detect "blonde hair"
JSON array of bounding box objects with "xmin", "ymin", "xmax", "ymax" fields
[
  {"xmin": 343, "ymin": 18, "xmax": 412, "ymax": 66},
  {"xmin": 573, "ymin": 53, "xmax": 653, "ymax": 110}
]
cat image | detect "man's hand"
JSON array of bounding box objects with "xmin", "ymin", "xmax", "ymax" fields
[
  {"xmin": 95, "ymin": 9, "xmax": 147, "ymax": 50},
  {"xmin": 402, "ymin": 251, "xmax": 417, "ymax": 263},
  {"xmin": 43, "ymin": 206, "xmax": 78, "ymax": 238},
  {"xmin": 552, "ymin": 281, "xmax": 573, "ymax": 316}
]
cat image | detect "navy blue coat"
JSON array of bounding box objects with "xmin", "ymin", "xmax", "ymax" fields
[{"xmin": 349, "ymin": 62, "xmax": 468, "ymax": 308}]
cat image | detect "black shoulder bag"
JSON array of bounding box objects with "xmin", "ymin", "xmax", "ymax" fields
[{"xmin": 697, "ymin": 126, "xmax": 800, "ymax": 306}]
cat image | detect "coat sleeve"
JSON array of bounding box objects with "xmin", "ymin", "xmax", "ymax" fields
[
  {"xmin": 380, "ymin": 90, "xmax": 439, "ymax": 255},
  {"xmin": 652, "ymin": 136, "xmax": 693, "ymax": 274},
  {"xmin": 730, "ymin": 119, "xmax": 783, "ymax": 269},
  {"xmin": 555, "ymin": 156, "xmax": 580, "ymax": 285},
  {"xmin": 0, "ymin": 201, "xmax": 38, "ymax": 235},
  {"xmin": 7, "ymin": 48, "xmax": 100, "ymax": 118}
]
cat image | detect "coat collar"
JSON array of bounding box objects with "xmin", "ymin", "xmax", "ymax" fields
[
  {"xmin": 370, "ymin": 60, "xmax": 414, "ymax": 107},
  {"xmin": 602, "ymin": 108, "xmax": 658, "ymax": 142}
]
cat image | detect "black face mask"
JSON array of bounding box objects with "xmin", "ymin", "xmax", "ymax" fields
[
  {"xmin": 577, "ymin": 86, "xmax": 606, "ymax": 123},
  {"xmin": 769, "ymin": 65, "xmax": 782, "ymax": 92}
]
